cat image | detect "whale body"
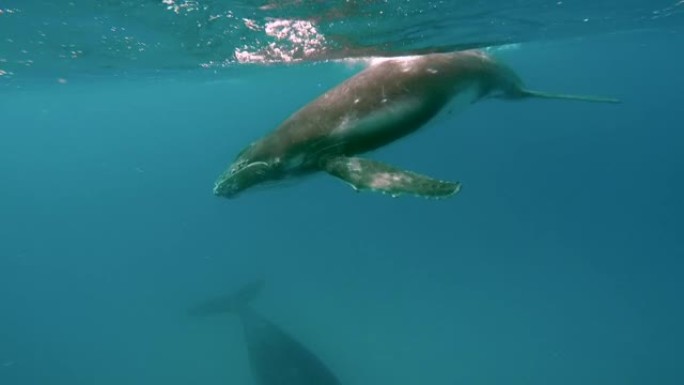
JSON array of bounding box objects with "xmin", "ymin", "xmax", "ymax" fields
[{"xmin": 214, "ymin": 50, "xmax": 618, "ymax": 199}]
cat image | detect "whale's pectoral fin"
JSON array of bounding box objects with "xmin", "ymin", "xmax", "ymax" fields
[{"xmin": 321, "ymin": 156, "xmax": 461, "ymax": 198}]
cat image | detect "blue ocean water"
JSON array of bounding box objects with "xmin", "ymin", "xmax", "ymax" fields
[{"xmin": 1, "ymin": 2, "xmax": 683, "ymax": 385}]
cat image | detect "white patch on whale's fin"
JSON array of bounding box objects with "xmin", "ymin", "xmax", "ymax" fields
[
  {"xmin": 520, "ymin": 89, "xmax": 621, "ymax": 104},
  {"xmin": 321, "ymin": 156, "xmax": 461, "ymax": 199}
]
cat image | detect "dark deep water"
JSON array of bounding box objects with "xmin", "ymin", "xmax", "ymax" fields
[{"xmin": 1, "ymin": 2, "xmax": 683, "ymax": 385}]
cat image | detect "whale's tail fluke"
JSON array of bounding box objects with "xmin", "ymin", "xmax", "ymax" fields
[
  {"xmin": 520, "ymin": 88, "xmax": 621, "ymax": 104},
  {"xmin": 188, "ymin": 279, "xmax": 264, "ymax": 316}
]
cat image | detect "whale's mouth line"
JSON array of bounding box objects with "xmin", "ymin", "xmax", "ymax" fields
[{"xmin": 232, "ymin": 161, "xmax": 270, "ymax": 175}]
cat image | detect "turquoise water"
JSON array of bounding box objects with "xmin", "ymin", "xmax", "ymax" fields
[{"xmin": 1, "ymin": 2, "xmax": 683, "ymax": 385}]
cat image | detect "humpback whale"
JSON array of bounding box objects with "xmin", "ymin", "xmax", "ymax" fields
[
  {"xmin": 189, "ymin": 281, "xmax": 342, "ymax": 385},
  {"xmin": 214, "ymin": 50, "xmax": 619, "ymax": 199}
]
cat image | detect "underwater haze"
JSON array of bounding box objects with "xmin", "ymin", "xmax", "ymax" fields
[{"xmin": 1, "ymin": 1, "xmax": 683, "ymax": 385}]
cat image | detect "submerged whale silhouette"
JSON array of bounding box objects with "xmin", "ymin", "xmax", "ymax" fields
[{"xmin": 189, "ymin": 281, "xmax": 342, "ymax": 385}]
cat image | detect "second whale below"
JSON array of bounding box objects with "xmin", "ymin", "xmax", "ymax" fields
[{"xmin": 189, "ymin": 281, "xmax": 342, "ymax": 385}]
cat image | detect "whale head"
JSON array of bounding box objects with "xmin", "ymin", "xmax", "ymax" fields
[
  {"xmin": 213, "ymin": 142, "xmax": 284, "ymax": 198},
  {"xmin": 213, "ymin": 161, "xmax": 275, "ymax": 198}
]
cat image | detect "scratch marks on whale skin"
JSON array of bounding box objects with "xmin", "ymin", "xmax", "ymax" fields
[
  {"xmin": 368, "ymin": 171, "xmax": 413, "ymax": 190},
  {"xmin": 329, "ymin": 98, "xmax": 423, "ymax": 139}
]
